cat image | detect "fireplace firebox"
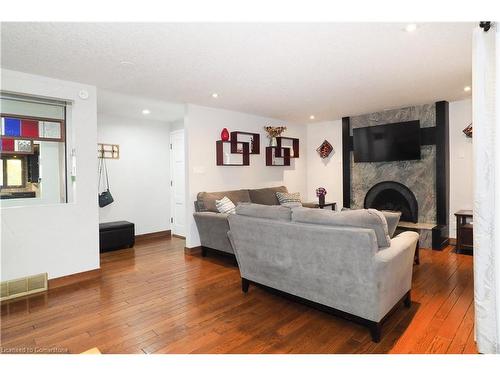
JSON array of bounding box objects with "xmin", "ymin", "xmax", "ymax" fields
[{"xmin": 364, "ymin": 181, "xmax": 418, "ymax": 223}]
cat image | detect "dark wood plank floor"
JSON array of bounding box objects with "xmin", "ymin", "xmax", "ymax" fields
[{"xmin": 0, "ymin": 236, "xmax": 477, "ymax": 354}]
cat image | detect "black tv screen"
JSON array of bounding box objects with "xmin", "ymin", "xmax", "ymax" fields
[{"xmin": 353, "ymin": 121, "xmax": 421, "ymax": 162}]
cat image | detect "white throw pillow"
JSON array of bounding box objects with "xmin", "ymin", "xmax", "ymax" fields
[
  {"xmin": 276, "ymin": 191, "xmax": 302, "ymax": 206},
  {"xmin": 215, "ymin": 196, "xmax": 236, "ymax": 214}
]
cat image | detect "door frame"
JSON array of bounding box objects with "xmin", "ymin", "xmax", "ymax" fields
[{"xmin": 169, "ymin": 129, "xmax": 186, "ymax": 237}]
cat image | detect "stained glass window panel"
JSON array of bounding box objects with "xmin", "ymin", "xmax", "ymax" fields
[
  {"xmin": 21, "ymin": 119, "xmax": 39, "ymax": 137},
  {"xmin": 4, "ymin": 118, "xmax": 21, "ymax": 137}
]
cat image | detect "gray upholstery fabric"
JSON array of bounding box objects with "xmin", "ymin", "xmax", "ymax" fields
[
  {"xmin": 228, "ymin": 213, "xmax": 419, "ymax": 322},
  {"xmin": 248, "ymin": 186, "xmax": 288, "ymax": 205},
  {"xmin": 381, "ymin": 211, "xmax": 402, "ymax": 238},
  {"xmin": 280, "ymin": 202, "xmax": 303, "ymax": 208},
  {"xmin": 291, "ymin": 207, "xmax": 391, "ymax": 248},
  {"xmin": 235, "ymin": 202, "xmax": 292, "ymax": 221},
  {"xmin": 196, "ymin": 190, "xmax": 251, "ymax": 212},
  {"xmin": 193, "ymin": 212, "xmax": 234, "ymax": 253},
  {"xmin": 193, "ymin": 187, "xmax": 287, "ymax": 253}
]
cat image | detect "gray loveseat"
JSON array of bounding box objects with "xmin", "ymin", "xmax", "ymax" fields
[
  {"xmin": 227, "ymin": 203, "xmax": 419, "ymax": 342},
  {"xmin": 193, "ymin": 186, "xmax": 290, "ymax": 256}
]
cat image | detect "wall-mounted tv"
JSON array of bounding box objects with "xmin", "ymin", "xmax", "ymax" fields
[{"xmin": 353, "ymin": 120, "xmax": 421, "ymax": 162}]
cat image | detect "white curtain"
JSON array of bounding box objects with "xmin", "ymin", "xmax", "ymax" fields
[{"xmin": 473, "ymin": 23, "xmax": 500, "ymax": 354}]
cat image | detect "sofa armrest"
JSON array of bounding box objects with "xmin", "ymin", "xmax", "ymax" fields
[
  {"xmin": 375, "ymin": 231, "xmax": 418, "ymax": 264},
  {"xmin": 193, "ymin": 212, "xmax": 234, "ymax": 254},
  {"xmin": 373, "ymin": 231, "xmax": 419, "ymax": 319},
  {"xmin": 193, "ymin": 211, "xmax": 229, "ymax": 221}
]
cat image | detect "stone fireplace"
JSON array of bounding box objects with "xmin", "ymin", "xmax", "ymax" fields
[
  {"xmin": 364, "ymin": 181, "xmax": 418, "ymax": 223},
  {"xmin": 349, "ymin": 103, "xmax": 436, "ymax": 225},
  {"xmin": 342, "ymin": 102, "xmax": 450, "ymax": 249}
]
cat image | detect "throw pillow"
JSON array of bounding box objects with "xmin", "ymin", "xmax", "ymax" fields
[
  {"xmin": 276, "ymin": 191, "xmax": 302, "ymax": 206},
  {"xmin": 381, "ymin": 210, "xmax": 402, "ymax": 238},
  {"xmin": 215, "ymin": 196, "xmax": 236, "ymax": 214}
]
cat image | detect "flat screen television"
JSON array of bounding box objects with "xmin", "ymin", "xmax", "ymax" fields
[{"xmin": 353, "ymin": 120, "xmax": 421, "ymax": 162}]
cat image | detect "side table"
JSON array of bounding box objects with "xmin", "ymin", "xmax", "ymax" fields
[
  {"xmin": 303, "ymin": 202, "xmax": 337, "ymax": 211},
  {"xmin": 454, "ymin": 210, "xmax": 473, "ymax": 255}
]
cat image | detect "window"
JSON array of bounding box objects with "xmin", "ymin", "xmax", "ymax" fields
[
  {"xmin": 3, "ymin": 158, "xmax": 25, "ymax": 187},
  {"xmin": 1, "ymin": 93, "xmax": 67, "ymax": 204}
]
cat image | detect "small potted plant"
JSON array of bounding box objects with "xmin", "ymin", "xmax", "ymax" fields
[
  {"xmin": 316, "ymin": 187, "xmax": 327, "ymax": 207},
  {"xmin": 264, "ymin": 126, "xmax": 287, "ymax": 147}
]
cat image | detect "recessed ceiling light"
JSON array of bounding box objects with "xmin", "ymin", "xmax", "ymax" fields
[
  {"xmin": 309, "ymin": 115, "xmax": 315, "ymax": 120},
  {"xmin": 142, "ymin": 109, "xmax": 151, "ymax": 115},
  {"xmin": 405, "ymin": 23, "xmax": 418, "ymax": 32},
  {"xmin": 464, "ymin": 86, "xmax": 472, "ymax": 92},
  {"xmin": 212, "ymin": 93, "xmax": 219, "ymax": 98}
]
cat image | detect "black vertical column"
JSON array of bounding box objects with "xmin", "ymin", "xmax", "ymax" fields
[
  {"xmin": 342, "ymin": 117, "xmax": 351, "ymax": 208},
  {"xmin": 432, "ymin": 101, "xmax": 450, "ymax": 249}
]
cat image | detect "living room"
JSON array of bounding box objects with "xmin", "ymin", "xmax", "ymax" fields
[{"xmin": 1, "ymin": 1, "xmax": 500, "ymax": 372}]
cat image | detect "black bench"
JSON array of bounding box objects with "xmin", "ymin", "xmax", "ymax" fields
[{"xmin": 99, "ymin": 221, "xmax": 135, "ymax": 252}]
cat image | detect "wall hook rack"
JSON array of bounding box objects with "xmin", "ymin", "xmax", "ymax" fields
[{"xmin": 98, "ymin": 143, "xmax": 120, "ymax": 159}]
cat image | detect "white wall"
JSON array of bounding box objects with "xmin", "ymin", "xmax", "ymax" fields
[
  {"xmin": 184, "ymin": 104, "xmax": 307, "ymax": 248},
  {"xmin": 97, "ymin": 113, "xmax": 171, "ymax": 235},
  {"xmin": 305, "ymin": 120, "xmax": 343, "ymax": 206},
  {"xmin": 1, "ymin": 69, "xmax": 99, "ymax": 281},
  {"xmin": 449, "ymin": 98, "xmax": 473, "ymax": 236},
  {"xmin": 170, "ymin": 119, "xmax": 184, "ymax": 132}
]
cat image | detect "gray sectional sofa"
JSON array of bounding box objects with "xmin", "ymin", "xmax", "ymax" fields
[
  {"xmin": 193, "ymin": 186, "xmax": 290, "ymax": 255},
  {"xmin": 227, "ymin": 203, "xmax": 419, "ymax": 342}
]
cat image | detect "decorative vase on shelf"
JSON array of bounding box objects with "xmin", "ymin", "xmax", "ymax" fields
[
  {"xmin": 316, "ymin": 187, "xmax": 327, "ymax": 207},
  {"xmin": 270, "ymin": 137, "xmax": 277, "ymax": 147},
  {"xmin": 221, "ymin": 128, "xmax": 229, "ymax": 141},
  {"xmin": 319, "ymin": 195, "xmax": 325, "ymax": 207}
]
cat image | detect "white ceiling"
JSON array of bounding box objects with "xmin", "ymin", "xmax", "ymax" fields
[
  {"xmin": 1, "ymin": 22, "xmax": 473, "ymax": 123},
  {"xmin": 97, "ymin": 89, "xmax": 185, "ymax": 123}
]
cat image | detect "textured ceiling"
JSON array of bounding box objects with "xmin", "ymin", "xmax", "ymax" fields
[{"xmin": 1, "ymin": 22, "xmax": 473, "ymax": 123}]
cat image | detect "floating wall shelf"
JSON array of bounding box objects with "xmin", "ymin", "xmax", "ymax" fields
[
  {"xmin": 266, "ymin": 146, "xmax": 290, "ymax": 166},
  {"xmin": 216, "ymin": 140, "xmax": 250, "ymax": 166},
  {"xmin": 276, "ymin": 136, "xmax": 300, "ymax": 158},
  {"xmin": 230, "ymin": 131, "xmax": 260, "ymax": 154}
]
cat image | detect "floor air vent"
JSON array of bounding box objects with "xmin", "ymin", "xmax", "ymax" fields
[{"xmin": 0, "ymin": 273, "xmax": 48, "ymax": 301}]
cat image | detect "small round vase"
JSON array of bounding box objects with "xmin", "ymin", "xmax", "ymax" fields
[
  {"xmin": 221, "ymin": 128, "xmax": 230, "ymax": 141},
  {"xmin": 270, "ymin": 137, "xmax": 277, "ymax": 147}
]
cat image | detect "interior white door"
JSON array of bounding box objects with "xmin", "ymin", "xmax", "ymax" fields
[{"xmin": 170, "ymin": 130, "xmax": 186, "ymax": 237}]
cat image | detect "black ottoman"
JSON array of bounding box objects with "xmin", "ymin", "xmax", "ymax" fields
[{"xmin": 99, "ymin": 221, "xmax": 135, "ymax": 253}]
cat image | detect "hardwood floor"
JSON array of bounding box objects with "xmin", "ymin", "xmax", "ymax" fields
[{"xmin": 0, "ymin": 236, "xmax": 477, "ymax": 354}]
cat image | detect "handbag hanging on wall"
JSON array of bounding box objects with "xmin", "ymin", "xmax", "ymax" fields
[{"xmin": 98, "ymin": 157, "xmax": 114, "ymax": 207}]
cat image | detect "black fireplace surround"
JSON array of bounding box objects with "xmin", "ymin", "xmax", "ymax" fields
[{"xmin": 364, "ymin": 181, "xmax": 418, "ymax": 223}]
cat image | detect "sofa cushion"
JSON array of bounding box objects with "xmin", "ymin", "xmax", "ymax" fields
[
  {"xmin": 291, "ymin": 207, "xmax": 391, "ymax": 248},
  {"xmin": 276, "ymin": 191, "xmax": 302, "ymax": 206},
  {"xmin": 197, "ymin": 189, "xmax": 251, "ymax": 212},
  {"xmin": 236, "ymin": 202, "xmax": 292, "ymax": 221},
  {"xmin": 215, "ymin": 196, "xmax": 236, "ymax": 214},
  {"xmin": 381, "ymin": 210, "xmax": 401, "ymax": 238},
  {"xmin": 248, "ymin": 186, "xmax": 288, "ymax": 205},
  {"xmin": 343, "ymin": 208, "xmax": 401, "ymax": 238}
]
